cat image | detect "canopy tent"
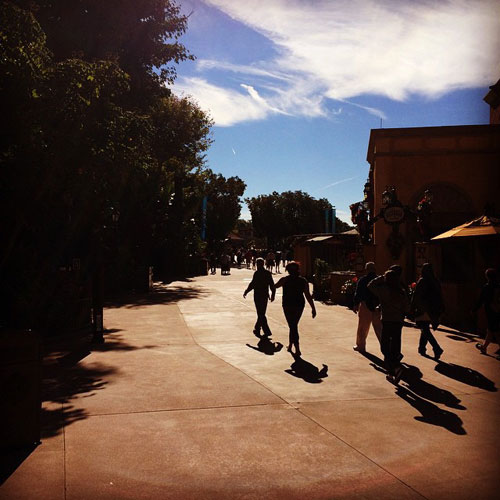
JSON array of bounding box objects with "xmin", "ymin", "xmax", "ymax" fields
[{"xmin": 431, "ymin": 215, "xmax": 500, "ymax": 240}]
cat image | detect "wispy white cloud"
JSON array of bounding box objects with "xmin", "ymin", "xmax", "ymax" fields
[
  {"xmin": 177, "ymin": 0, "xmax": 500, "ymax": 126},
  {"xmin": 317, "ymin": 176, "xmax": 359, "ymax": 192},
  {"xmin": 175, "ymin": 77, "xmax": 268, "ymax": 126}
]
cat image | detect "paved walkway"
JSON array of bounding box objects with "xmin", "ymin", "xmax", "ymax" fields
[{"xmin": 2, "ymin": 267, "xmax": 499, "ymax": 499}]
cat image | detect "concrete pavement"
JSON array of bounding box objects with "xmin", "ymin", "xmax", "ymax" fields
[{"xmin": 2, "ymin": 267, "xmax": 499, "ymax": 499}]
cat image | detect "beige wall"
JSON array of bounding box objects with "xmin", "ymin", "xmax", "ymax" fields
[{"xmin": 367, "ymin": 125, "xmax": 500, "ymax": 284}]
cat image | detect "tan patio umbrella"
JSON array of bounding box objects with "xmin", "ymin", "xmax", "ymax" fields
[{"xmin": 431, "ymin": 215, "xmax": 500, "ymax": 240}]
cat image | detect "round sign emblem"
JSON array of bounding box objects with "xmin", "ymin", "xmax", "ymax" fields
[{"xmin": 384, "ymin": 206, "xmax": 405, "ymax": 223}]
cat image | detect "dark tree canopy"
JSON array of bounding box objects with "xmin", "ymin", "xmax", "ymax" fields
[
  {"xmin": 203, "ymin": 171, "xmax": 246, "ymax": 244},
  {"xmin": 0, "ymin": 1, "xmax": 223, "ymax": 329},
  {"xmin": 13, "ymin": 0, "xmax": 192, "ymax": 103}
]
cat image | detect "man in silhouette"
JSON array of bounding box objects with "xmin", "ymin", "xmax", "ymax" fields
[
  {"xmin": 244, "ymin": 258, "xmax": 276, "ymax": 337},
  {"xmin": 352, "ymin": 261, "xmax": 381, "ymax": 353}
]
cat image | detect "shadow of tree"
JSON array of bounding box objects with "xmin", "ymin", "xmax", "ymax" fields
[
  {"xmin": 41, "ymin": 347, "xmax": 119, "ymax": 439},
  {"xmin": 0, "ymin": 444, "xmax": 38, "ymax": 485},
  {"xmin": 3, "ymin": 283, "xmax": 195, "ymax": 484},
  {"xmin": 246, "ymin": 335, "xmax": 283, "ymax": 355},
  {"xmin": 105, "ymin": 284, "xmax": 207, "ymax": 309},
  {"xmin": 395, "ymin": 386, "xmax": 466, "ymax": 435},
  {"xmin": 285, "ymin": 354, "xmax": 328, "ymax": 383},
  {"xmin": 434, "ymin": 361, "xmax": 497, "ymax": 392},
  {"xmin": 40, "ymin": 327, "xmax": 160, "ymax": 441}
]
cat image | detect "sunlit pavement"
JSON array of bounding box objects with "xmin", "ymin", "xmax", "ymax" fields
[{"xmin": 2, "ymin": 267, "xmax": 500, "ymax": 499}]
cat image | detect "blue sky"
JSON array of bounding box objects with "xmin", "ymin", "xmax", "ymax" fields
[{"xmin": 170, "ymin": 0, "xmax": 500, "ymax": 223}]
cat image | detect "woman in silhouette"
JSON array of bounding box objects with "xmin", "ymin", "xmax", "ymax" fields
[{"xmin": 275, "ymin": 261, "xmax": 316, "ymax": 356}]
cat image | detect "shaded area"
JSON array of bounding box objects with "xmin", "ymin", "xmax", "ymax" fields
[
  {"xmin": 395, "ymin": 386, "xmax": 466, "ymax": 435},
  {"xmin": 246, "ymin": 335, "xmax": 283, "ymax": 356},
  {"xmin": 41, "ymin": 347, "xmax": 117, "ymax": 439},
  {"xmin": 285, "ymin": 354, "xmax": 328, "ymax": 383},
  {"xmin": 0, "ymin": 444, "xmax": 38, "ymax": 486},
  {"xmin": 40, "ymin": 328, "xmax": 160, "ymax": 439},
  {"xmin": 435, "ymin": 361, "xmax": 497, "ymax": 392},
  {"xmin": 105, "ymin": 284, "xmax": 207, "ymax": 309}
]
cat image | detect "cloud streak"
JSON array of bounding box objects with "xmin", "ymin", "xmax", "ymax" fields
[
  {"xmin": 317, "ymin": 176, "xmax": 359, "ymax": 192},
  {"xmin": 177, "ymin": 0, "xmax": 500, "ymax": 126}
]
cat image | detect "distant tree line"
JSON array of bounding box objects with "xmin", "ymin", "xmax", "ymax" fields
[
  {"xmin": 0, "ymin": 1, "xmax": 245, "ymax": 330},
  {"xmin": 246, "ymin": 191, "xmax": 351, "ymax": 248}
]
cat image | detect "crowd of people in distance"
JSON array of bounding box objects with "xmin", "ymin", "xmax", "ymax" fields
[
  {"xmin": 242, "ymin": 255, "xmax": 500, "ymax": 385},
  {"xmin": 208, "ymin": 247, "xmax": 294, "ymax": 276}
]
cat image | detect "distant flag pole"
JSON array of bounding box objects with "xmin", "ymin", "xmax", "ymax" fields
[{"xmin": 201, "ymin": 196, "xmax": 207, "ymax": 241}]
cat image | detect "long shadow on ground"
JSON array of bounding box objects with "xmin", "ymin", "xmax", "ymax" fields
[
  {"xmin": 2, "ymin": 283, "xmax": 199, "ymax": 484},
  {"xmin": 361, "ymin": 351, "xmax": 466, "ymax": 434},
  {"xmin": 285, "ymin": 353, "xmax": 328, "ymax": 383},
  {"xmin": 246, "ymin": 335, "xmax": 283, "ymax": 355},
  {"xmin": 434, "ymin": 361, "xmax": 497, "ymax": 391}
]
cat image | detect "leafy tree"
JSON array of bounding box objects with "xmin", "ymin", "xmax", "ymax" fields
[
  {"xmin": 0, "ymin": 1, "xmax": 216, "ymax": 328},
  {"xmin": 203, "ymin": 171, "xmax": 246, "ymax": 244},
  {"xmin": 246, "ymin": 190, "xmax": 350, "ymax": 247},
  {"xmin": 13, "ymin": 0, "xmax": 193, "ymax": 105}
]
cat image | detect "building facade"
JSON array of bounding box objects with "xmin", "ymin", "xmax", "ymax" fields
[{"xmin": 354, "ymin": 122, "xmax": 500, "ymax": 328}]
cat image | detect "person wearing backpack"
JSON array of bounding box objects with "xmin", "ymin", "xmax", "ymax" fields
[{"xmin": 474, "ymin": 268, "xmax": 500, "ymax": 355}]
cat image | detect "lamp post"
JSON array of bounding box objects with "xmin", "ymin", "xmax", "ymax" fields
[{"xmin": 91, "ymin": 206, "xmax": 119, "ymax": 344}]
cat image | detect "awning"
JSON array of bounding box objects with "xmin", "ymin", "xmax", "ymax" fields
[
  {"xmin": 431, "ymin": 215, "xmax": 500, "ymax": 240},
  {"xmin": 306, "ymin": 235, "xmax": 334, "ymax": 242}
]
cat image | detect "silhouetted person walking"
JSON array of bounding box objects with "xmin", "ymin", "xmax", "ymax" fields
[
  {"xmin": 353, "ymin": 262, "xmax": 382, "ymax": 352},
  {"xmin": 368, "ymin": 269, "xmax": 409, "ymax": 383},
  {"xmin": 275, "ymin": 261, "xmax": 316, "ymax": 356},
  {"xmin": 209, "ymin": 252, "xmax": 217, "ymax": 275},
  {"xmin": 411, "ymin": 263, "xmax": 444, "ymax": 359},
  {"xmin": 244, "ymin": 258, "xmax": 276, "ymax": 337},
  {"xmin": 474, "ymin": 268, "xmax": 500, "ymax": 355}
]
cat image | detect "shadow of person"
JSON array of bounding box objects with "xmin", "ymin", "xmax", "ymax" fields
[
  {"xmin": 395, "ymin": 386, "xmax": 466, "ymax": 435},
  {"xmin": 285, "ymin": 353, "xmax": 328, "ymax": 383},
  {"xmin": 400, "ymin": 364, "xmax": 465, "ymax": 410},
  {"xmin": 361, "ymin": 351, "xmax": 385, "ymax": 368},
  {"xmin": 434, "ymin": 361, "xmax": 497, "ymax": 392},
  {"xmin": 246, "ymin": 336, "xmax": 283, "ymax": 356}
]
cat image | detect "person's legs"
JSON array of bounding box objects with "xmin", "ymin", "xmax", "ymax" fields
[
  {"xmin": 372, "ymin": 309, "xmax": 382, "ymax": 343},
  {"xmin": 417, "ymin": 321, "xmax": 430, "ymax": 354},
  {"xmin": 382, "ymin": 321, "xmax": 401, "ymax": 376},
  {"xmin": 390, "ymin": 322, "xmax": 404, "ymax": 382},
  {"xmin": 380, "ymin": 321, "xmax": 391, "ymax": 364},
  {"xmin": 426, "ymin": 327, "xmax": 442, "ymax": 357},
  {"xmin": 355, "ymin": 302, "xmax": 371, "ymax": 351},
  {"xmin": 478, "ymin": 313, "xmax": 500, "ymax": 354},
  {"xmin": 284, "ymin": 306, "xmax": 304, "ymax": 354},
  {"xmin": 254, "ymin": 295, "xmax": 271, "ymax": 336}
]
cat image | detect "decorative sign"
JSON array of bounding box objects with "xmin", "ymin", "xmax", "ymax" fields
[{"xmin": 384, "ymin": 206, "xmax": 405, "ymax": 223}]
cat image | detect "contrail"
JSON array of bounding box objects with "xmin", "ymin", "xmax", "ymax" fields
[{"xmin": 317, "ymin": 175, "xmax": 358, "ymax": 191}]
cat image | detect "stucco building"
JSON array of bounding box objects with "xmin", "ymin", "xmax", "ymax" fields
[{"xmin": 352, "ymin": 86, "xmax": 500, "ymax": 328}]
